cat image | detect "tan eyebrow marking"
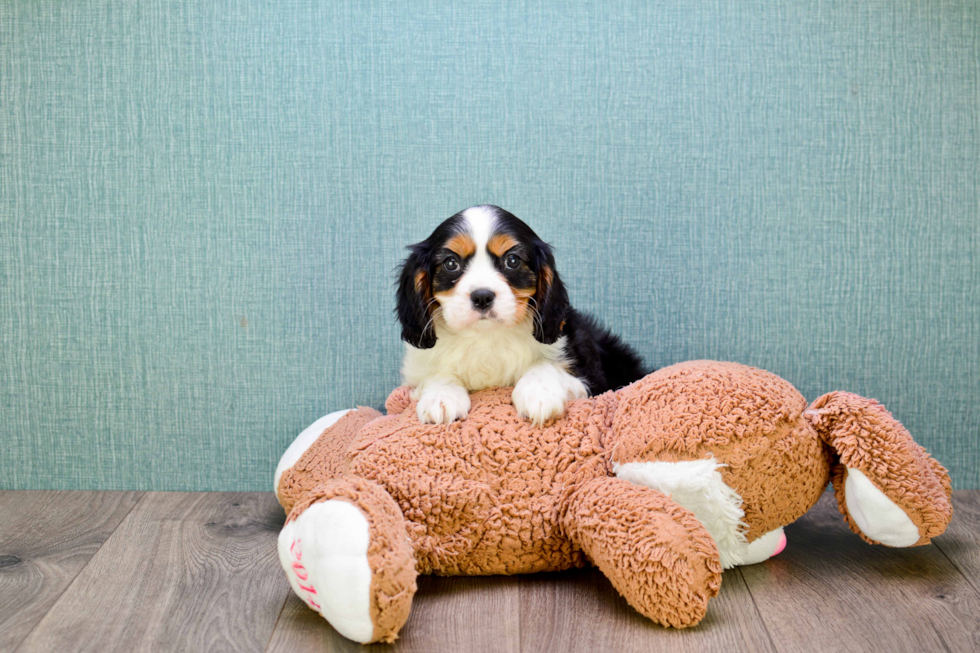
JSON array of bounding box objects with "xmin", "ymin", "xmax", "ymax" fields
[
  {"xmin": 446, "ymin": 233, "xmax": 476, "ymax": 258},
  {"xmin": 487, "ymin": 234, "xmax": 518, "ymax": 258}
]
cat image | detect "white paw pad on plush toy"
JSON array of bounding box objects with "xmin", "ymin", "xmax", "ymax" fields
[{"xmin": 277, "ymin": 500, "xmax": 374, "ymax": 643}]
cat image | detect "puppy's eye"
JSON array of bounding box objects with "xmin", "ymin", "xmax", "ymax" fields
[
  {"xmin": 504, "ymin": 253, "xmax": 521, "ymax": 269},
  {"xmin": 444, "ymin": 258, "xmax": 459, "ymax": 272}
]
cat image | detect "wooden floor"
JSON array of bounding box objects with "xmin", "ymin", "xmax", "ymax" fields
[{"xmin": 1, "ymin": 490, "xmax": 978, "ymax": 653}]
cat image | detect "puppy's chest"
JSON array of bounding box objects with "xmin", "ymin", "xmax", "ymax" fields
[{"xmin": 430, "ymin": 330, "xmax": 557, "ymax": 390}]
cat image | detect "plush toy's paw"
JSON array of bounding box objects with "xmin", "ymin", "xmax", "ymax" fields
[
  {"xmin": 615, "ymin": 458, "xmax": 787, "ymax": 569},
  {"xmin": 840, "ymin": 467, "xmax": 922, "ymax": 547},
  {"xmin": 279, "ymin": 477, "xmax": 417, "ymax": 644},
  {"xmin": 416, "ymin": 384, "xmax": 471, "ymax": 424},
  {"xmin": 737, "ymin": 527, "xmax": 787, "ymax": 565},
  {"xmin": 279, "ymin": 499, "xmax": 376, "ymax": 642},
  {"xmin": 806, "ymin": 392, "xmax": 953, "ymax": 546},
  {"xmin": 512, "ymin": 363, "xmax": 588, "ymax": 426}
]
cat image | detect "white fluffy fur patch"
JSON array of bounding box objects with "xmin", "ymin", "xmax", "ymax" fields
[
  {"xmin": 615, "ymin": 458, "xmax": 759, "ymax": 569},
  {"xmin": 402, "ymin": 319, "xmax": 569, "ymax": 392}
]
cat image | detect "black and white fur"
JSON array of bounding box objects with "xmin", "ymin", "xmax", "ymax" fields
[{"xmin": 396, "ymin": 205, "xmax": 647, "ymax": 425}]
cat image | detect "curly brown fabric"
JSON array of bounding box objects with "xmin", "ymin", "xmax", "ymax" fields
[
  {"xmin": 276, "ymin": 407, "xmax": 382, "ymax": 514},
  {"xmin": 610, "ymin": 361, "xmax": 831, "ymax": 540},
  {"xmin": 806, "ymin": 391, "xmax": 953, "ymax": 545},
  {"xmin": 562, "ymin": 476, "xmax": 722, "ymax": 628},
  {"xmin": 384, "ymin": 386, "xmax": 413, "ymax": 415},
  {"xmin": 348, "ymin": 387, "xmax": 620, "ymax": 575}
]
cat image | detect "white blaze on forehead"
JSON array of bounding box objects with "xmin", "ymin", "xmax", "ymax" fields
[
  {"xmin": 438, "ymin": 206, "xmax": 517, "ymax": 330},
  {"xmin": 459, "ymin": 205, "xmax": 504, "ymax": 289},
  {"xmin": 461, "ymin": 205, "xmax": 497, "ymax": 251}
]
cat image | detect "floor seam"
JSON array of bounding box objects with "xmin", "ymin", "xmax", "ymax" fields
[
  {"xmin": 516, "ymin": 576, "xmax": 523, "ymax": 653},
  {"xmin": 735, "ymin": 566, "xmax": 780, "ymax": 653},
  {"xmin": 932, "ymin": 539, "xmax": 980, "ymax": 599},
  {"xmin": 261, "ymin": 590, "xmax": 292, "ymax": 653},
  {"xmin": 12, "ymin": 490, "xmax": 147, "ymax": 653},
  {"xmin": 261, "ymin": 491, "xmax": 299, "ymax": 653}
]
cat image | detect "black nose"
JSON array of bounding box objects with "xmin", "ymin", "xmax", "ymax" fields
[{"xmin": 470, "ymin": 289, "xmax": 496, "ymax": 311}]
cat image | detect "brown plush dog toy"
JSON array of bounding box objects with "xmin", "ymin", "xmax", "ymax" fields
[{"xmin": 273, "ymin": 361, "xmax": 952, "ymax": 644}]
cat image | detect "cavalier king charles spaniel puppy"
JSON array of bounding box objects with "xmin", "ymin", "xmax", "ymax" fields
[{"xmin": 396, "ymin": 205, "xmax": 647, "ymax": 425}]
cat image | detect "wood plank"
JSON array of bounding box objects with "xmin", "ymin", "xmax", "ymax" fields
[
  {"xmin": 0, "ymin": 490, "xmax": 143, "ymax": 651},
  {"xmin": 740, "ymin": 490, "xmax": 980, "ymax": 653},
  {"xmin": 933, "ymin": 491, "xmax": 980, "ymax": 596},
  {"xmin": 18, "ymin": 492, "xmax": 291, "ymax": 653},
  {"xmin": 518, "ymin": 566, "xmax": 774, "ymax": 653},
  {"xmin": 266, "ymin": 574, "xmax": 521, "ymax": 653}
]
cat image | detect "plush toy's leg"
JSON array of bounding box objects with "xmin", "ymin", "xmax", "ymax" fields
[
  {"xmin": 274, "ymin": 406, "xmax": 382, "ymax": 514},
  {"xmin": 614, "ymin": 458, "xmax": 787, "ymax": 568},
  {"xmin": 274, "ymin": 409, "xmax": 352, "ymax": 494},
  {"xmin": 805, "ymin": 391, "xmax": 953, "ymax": 547},
  {"xmin": 278, "ymin": 476, "xmax": 417, "ymax": 644},
  {"xmin": 561, "ymin": 476, "xmax": 722, "ymax": 628}
]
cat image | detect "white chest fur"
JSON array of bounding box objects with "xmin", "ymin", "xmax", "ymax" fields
[{"xmin": 401, "ymin": 321, "xmax": 568, "ymax": 392}]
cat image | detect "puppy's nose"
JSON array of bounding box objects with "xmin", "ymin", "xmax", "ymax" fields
[{"xmin": 470, "ymin": 289, "xmax": 496, "ymax": 311}]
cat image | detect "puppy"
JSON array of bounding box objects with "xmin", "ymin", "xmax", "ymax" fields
[{"xmin": 396, "ymin": 205, "xmax": 647, "ymax": 425}]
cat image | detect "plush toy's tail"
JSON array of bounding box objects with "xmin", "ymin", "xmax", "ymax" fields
[{"xmin": 804, "ymin": 392, "xmax": 952, "ymax": 546}]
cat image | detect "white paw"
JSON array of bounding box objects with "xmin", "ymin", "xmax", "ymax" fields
[
  {"xmin": 278, "ymin": 500, "xmax": 375, "ymax": 643},
  {"xmin": 844, "ymin": 467, "xmax": 921, "ymax": 547},
  {"xmin": 416, "ymin": 384, "xmax": 471, "ymax": 424},
  {"xmin": 512, "ymin": 364, "xmax": 588, "ymax": 426}
]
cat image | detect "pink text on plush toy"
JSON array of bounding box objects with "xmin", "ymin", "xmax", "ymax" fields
[{"xmin": 289, "ymin": 538, "xmax": 321, "ymax": 610}]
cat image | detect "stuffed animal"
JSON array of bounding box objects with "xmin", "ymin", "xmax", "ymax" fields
[{"xmin": 273, "ymin": 361, "xmax": 952, "ymax": 644}]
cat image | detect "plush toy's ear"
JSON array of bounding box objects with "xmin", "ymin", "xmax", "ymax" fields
[
  {"xmin": 396, "ymin": 245, "xmax": 437, "ymax": 349},
  {"xmin": 531, "ymin": 241, "xmax": 569, "ymax": 344}
]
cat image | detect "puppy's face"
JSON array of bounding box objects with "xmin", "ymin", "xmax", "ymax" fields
[
  {"xmin": 397, "ymin": 205, "xmax": 568, "ymax": 349},
  {"xmin": 431, "ymin": 208, "xmax": 536, "ymax": 331}
]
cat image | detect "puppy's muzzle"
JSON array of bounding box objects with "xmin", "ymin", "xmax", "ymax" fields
[{"xmin": 470, "ymin": 289, "xmax": 496, "ymax": 313}]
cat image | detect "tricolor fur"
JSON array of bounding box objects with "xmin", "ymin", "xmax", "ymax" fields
[{"xmin": 396, "ymin": 205, "xmax": 647, "ymax": 425}]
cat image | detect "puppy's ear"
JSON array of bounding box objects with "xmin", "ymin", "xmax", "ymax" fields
[
  {"xmin": 396, "ymin": 244, "xmax": 437, "ymax": 349},
  {"xmin": 531, "ymin": 241, "xmax": 569, "ymax": 344}
]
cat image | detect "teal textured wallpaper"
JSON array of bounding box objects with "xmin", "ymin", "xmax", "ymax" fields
[{"xmin": 1, "ymin": 1, "xmax": 978, "ymax": 490}]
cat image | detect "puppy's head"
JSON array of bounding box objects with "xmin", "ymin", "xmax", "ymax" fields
[{"xmin": 396, "ymin": 205, "xmax": 568, "ymax": 349}]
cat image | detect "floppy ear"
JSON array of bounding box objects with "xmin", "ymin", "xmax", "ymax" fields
[
  {"xmin": 531, "ymin": 241, "xmax": 569, "ymax": 344},
  {"xmin": 396, "ymin": 245, "xmax": 437, "ymax": 349}
]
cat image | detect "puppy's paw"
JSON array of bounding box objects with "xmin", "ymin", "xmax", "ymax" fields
[
  {"xmin": 512, "ymin": 364, "xmax": 587, "ymax": 426},
  {"xmin": 416, "ymin": 384, "xmax": 471, "ymax": 424}
]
